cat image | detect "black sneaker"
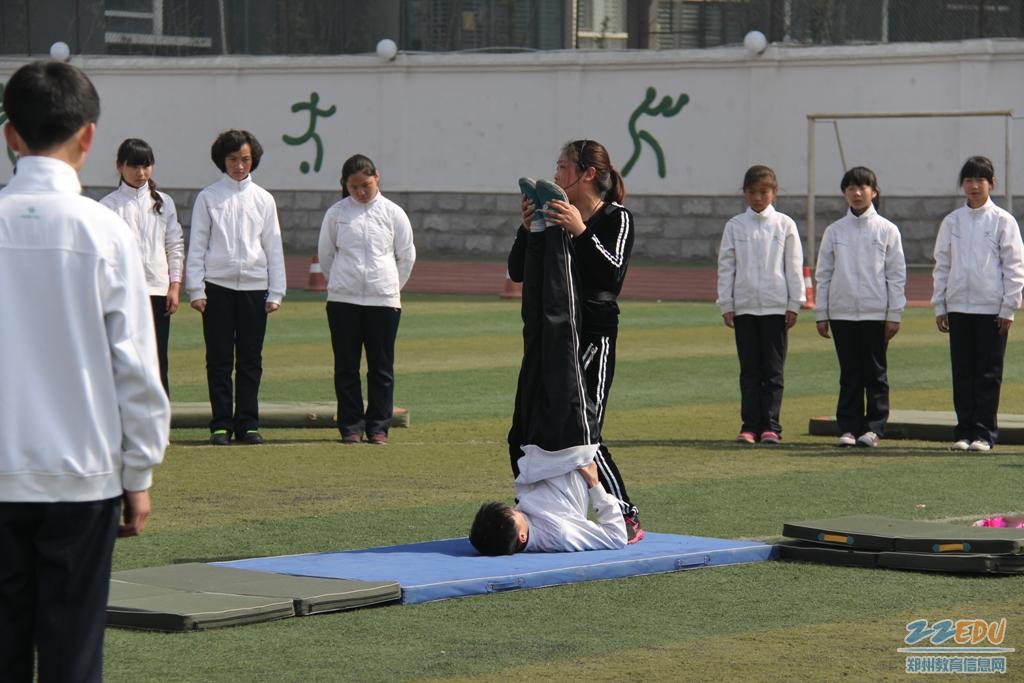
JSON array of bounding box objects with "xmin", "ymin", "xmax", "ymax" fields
[
  {"xmin": 237, "ymin": 430, "xmax": 264, "ymax": 445},
  {"xmin": 209, "ymin": 430, "xmax": 230, "ymax": 446}
]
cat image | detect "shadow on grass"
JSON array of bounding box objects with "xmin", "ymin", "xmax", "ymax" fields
[
  {"xmin": 610, "ymin": 438, "xmax": 1012, "ymax": 457},
  {"xmin": 171, "ymin": 437, "xmax": 344, "ymax": 447}
]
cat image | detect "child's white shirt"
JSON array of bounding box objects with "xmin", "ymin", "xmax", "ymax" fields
[
  {"xmin": 186, "ymin": 174, "xmax": 286, "ymax": 304},
  {"xmin": 0, "ymin": 156, "xmax": 169, "ymax": 501},
  {"xmin": 100, "ymin": 182, "xmax": 184, "ymax": 296},
  {"xmin": 814, "ymin": 205, "xmax": 907, "ymax": 322},
  {"xmin": 514, "ymin": 444, "xmax": 628, "ymax": 552},
  {"xmin": 717, "ymin": 205, "xmax": 805, "ymax": 315},
  {"xmin": 932, "ymin": 198, "xmax": 1024, "ymax": 319},
  {"xmin": 317, "ymin": 193, "xmax": 416, "ymax": 308}
]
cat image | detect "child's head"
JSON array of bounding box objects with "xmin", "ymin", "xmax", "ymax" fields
[
  {"xmin": 840, "ymin": 166, "xmax": 879, "ymax": 214},
  {"xmin": 2, "ymin": 60, "xmax": 99, "ymax": 164},
  {"xmin": 556, "ymin": 139, "xmax": 625, "ymax": 205},
  {"xmin": 469, "ymin": 501, "xmax": 528, "ymax": 556},
  {"xmin": 959, "ymin": 156, "xmax": 995, "ymax": 208},
  {"xmin": 115, "ymin": 138, "xmax": 164, "ymax": 213},
  {"xmin": 741, "ymin": 165, "xmax": 777, "ymax": 213},
  {"xmin": 210, "ymin": 130, "xmax": 262, "ymax": 180},
  {"xmin": 340, "ymin": 154, "xmax": 380, "ymax": 203}
]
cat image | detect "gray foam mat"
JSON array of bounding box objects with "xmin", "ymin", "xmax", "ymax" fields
[
  {"xmin": 782, "ymin": 515, "xmax": 1024, "ymax": 555},
  {"xmin": 107, "ymin": 580, "xmax": 294, "ymax": 631},
  {"xmin": 779, "ymin": 540, "xmax": 1024, "ymax": 575},
  {"xmin": 113, "ymin": 562, "xmax": 401, "ymax": 615}
]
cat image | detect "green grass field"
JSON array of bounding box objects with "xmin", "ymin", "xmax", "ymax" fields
[{"xmin": 105, "ymin": 294, "xmax": 1024, "ymax": 682}]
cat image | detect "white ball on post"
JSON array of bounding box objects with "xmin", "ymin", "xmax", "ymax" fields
[
  {"xmin": 49, "ymin": 41, "xmax": 71, "ymax": 62},
  {"xmin": 376, "ymin": 38, "xmax": 398, "ymax": 62},
  {"xmin": 743, "ymin": 30, "xmax": 768, "ymax": 56}
]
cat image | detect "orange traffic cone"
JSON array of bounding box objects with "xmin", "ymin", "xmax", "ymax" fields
[
  {"xmin": 306, "ymin": 254, "xmax": 327, "ymax": 292},
  {"xmin": 802, "ymin": 265, "xmax": 815, "ymax": 310},
  {"xmin": 499, "ymin": 276, "xmax": 522, "ymax": 299}
]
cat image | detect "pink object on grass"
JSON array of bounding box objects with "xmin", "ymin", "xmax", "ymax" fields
[{"xmin": 973, "ymin": 516, "xmax": 1024, "ymax": 528}]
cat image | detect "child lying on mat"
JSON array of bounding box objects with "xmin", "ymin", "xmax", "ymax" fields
[
  {"xmin": 470, "ymin": 177, "xmax": 628, "ymax": 555},
  {"xmin": 471, "ymin": 448, "xmax": 627, "ymax": 554}
]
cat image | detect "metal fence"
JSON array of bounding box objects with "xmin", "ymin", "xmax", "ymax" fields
[
  {"xmin": 649, "ymin": 0, "xmax": 1024, "ymax": 50},
  {"xmin": 1, "ymin": 0, "xmax": 1021, "ymax": 56}
]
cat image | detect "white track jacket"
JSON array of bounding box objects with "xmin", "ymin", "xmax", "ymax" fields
[
  {"xmin": 317, "ymin": 193, "xmax": 416, "ymax": 308},
  {"xmin": 186, "ymin": 174, "xmax": 286, "ymax": 304},
  {"xmin": 100, "ymin": 182, "xmax": 184, "ymax": 296},
  {"xmin": 0, "ymin": 156, "xmax": 169, "ymax": 502},
  {"xmin": 717, "ymin": 205, "xmax": 805, "ymax": 315},
  {"xmin": 932, "ymin": 199, "xmax": 1024, "ymax": 320},
  {"xmin": 514, "ymin": 444, "xmax": 628, "ymax": 552},
  {"xmin": 815, "ymin": 206, "xmax": 907, "ymax": 322}
]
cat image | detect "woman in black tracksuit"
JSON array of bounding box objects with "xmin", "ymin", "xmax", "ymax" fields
[{"xmin": 507, "ymin": 138, "xmax": 641, "ymax": 541}]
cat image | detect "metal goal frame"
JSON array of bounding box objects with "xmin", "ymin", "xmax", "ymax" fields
[{"xmin": 806, "ymin": 110, "xmax": 1014, "ymax": 266}]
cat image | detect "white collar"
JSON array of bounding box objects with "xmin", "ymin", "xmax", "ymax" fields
[
  {"xmin": 746, "ymin": 204, "xmax": 776, "ymax": 221},
  {"xmin": 847, "ymin": 204, "xmax": 878, "ymax": 221},
  {"xmin": 966, "ymin": 198, "xmax": 995, "ymax": 216},
  {"xmin": 116, "ymin": 180, "xmax": 150, "ymax": 200},
  {"xmin": 6, "ymin": 156, "xmax": 82, "ymax": 195},
  {"xmin": 220, "ymin": 173, "xmax": 253, "ymax": 191}
]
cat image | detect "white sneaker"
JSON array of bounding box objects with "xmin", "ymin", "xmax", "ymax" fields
[
  {"xmin": 950, "ymin": 440, "xmax": 970, "ymax": 451},
  {"xmin": 837, "ymin": 432, "xmax": 856, "ymax": 447},
  {"xmin": 857, "ymin": 431, "xmax": 880, "ymax": 448},
  {"xmin": 969, "ymin": 440, "xmax": 992, "ymax": 452}
]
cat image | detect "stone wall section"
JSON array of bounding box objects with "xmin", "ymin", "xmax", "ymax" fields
[{"xmin": 83, "ymin": 187, "xmax": 1020, "ymax": 266}]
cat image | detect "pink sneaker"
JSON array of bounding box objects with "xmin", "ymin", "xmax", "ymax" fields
[
  {"xmin": 624, "ymin": 514, "xmax": 645, "ymax": 544},
  {"xmin": 736, "ymin": 431, "xmax": 756, "ymax": 444},
  {"xmin": 759, "ymin": 431, "xmax": 781, "ymax": 445}
]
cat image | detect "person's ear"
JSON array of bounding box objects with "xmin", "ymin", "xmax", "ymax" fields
[
  {"xmin": 582, "ymin": 166, "xmax": 597, "ymax": 183},
  {"xmin": 77, "ymin": 122, "xmax": 96, "ymax": 154},
  {"xmin": 3, "ymin": 122, "xmax": 25, "ymax": 157}
]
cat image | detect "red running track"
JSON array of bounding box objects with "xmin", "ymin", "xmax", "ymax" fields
[{"xmin": 286, "ymin": 256, "xmax": 935, "ymax": 306}]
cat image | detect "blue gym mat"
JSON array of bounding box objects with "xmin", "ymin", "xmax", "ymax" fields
[{"xmin": 218, "ymin": 533, "xmax": 776, "ymax": 604}]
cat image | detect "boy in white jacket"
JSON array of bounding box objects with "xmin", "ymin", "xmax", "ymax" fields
[
  {"xmin": 186, "ymin": 130, "xmax": 286, "ymax": 446},
  {"xmin": 0, "ymin": 60, "xmax": 169, "ymax": 682},
  {"xmin": 815, "ymin": 167, "xmax": 906, "ymax": 448},
  {"xmin": 932, "ymin": 156, "xmax": 1024, "ymax": 451},
  {"xmin": 469, "ymin": 187, "xmax": 627, "ymax": 555},
  {"xmin": 717, "ymin": 165, "xmax": 805, "ymax": 444}
]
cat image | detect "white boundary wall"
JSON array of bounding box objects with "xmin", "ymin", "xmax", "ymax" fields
[{"xmin": 1, "ymin": 39, "xmax": 1023, "ymax": 197}]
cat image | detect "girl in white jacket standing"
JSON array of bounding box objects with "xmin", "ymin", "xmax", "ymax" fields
[
  {"xmin": 932, "ymin": 156, "xmax": 1024, "ymax": 452},
  {"xmin": 815, "ymin": 167, "xmax": 906, "ymax": 448},
  {"xmin": 717, "ymin": 165, "xmax": 805, "ymax": 444},
  {"xmin": 317, "ymin": 154, "xmax": 416, "ymax": 444},
  {"xmin": 100, "ymin": 138, "xmax": 184, "ymax": 395},
  {"xmin": 186, "ymin": 130, "xmax": 286, "ymax": 446}
]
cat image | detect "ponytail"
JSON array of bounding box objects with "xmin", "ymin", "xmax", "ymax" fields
[
  {"xmin": 606, "ymin": 167, "xmax": 625, "ymax": 204},
  {"xmin": 147, "ymin": 178, "xmax": 164, "ymax": 215}
]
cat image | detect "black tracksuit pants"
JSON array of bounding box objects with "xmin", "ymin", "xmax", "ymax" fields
[
  {"xmin": 0, "ymin": 498, "xmax": 120, "ymax": 683},
  {"xmin": 326, "ymin": 302, "xmax": 402, "ymax": 438},
  {"xmin": 508, "ymin": 226, "xmax": 600, "ymax": 458},
  {"xmin": 948, "ymin": 312, "xmax": 1007, "ymax": 445},
  {"xmin": 202, "ymin": 282, "xmax": 268, "ymax": 435},
  {"xmin": 733, "ymin": 314, "xmax": 787, "ymax": 435},
  {"xmin": 830, "ymin": 319, "xmax": 889, "ymax": 436},
  {"xmin": 150, "ymin": 295, "xmax": 171, "ymax": 395}
]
